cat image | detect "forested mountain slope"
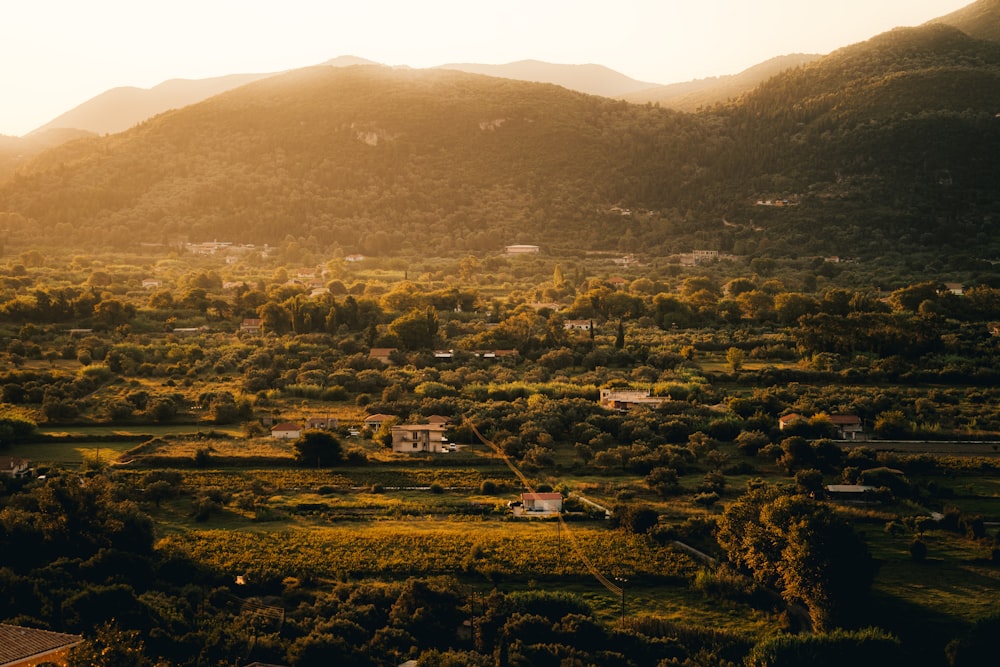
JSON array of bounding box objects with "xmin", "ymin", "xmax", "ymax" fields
[
  {"xmin": 932, "ymin": 0, "xmax": 1000, "ymax": 42},
  {"xmin": 1, "ymin": 21, "xmax": 999, "ymax": 262}
]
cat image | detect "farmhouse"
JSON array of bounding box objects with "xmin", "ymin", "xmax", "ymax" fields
[
  {"xmin": 563, "ymin": 319, "xmax": 593, "ymax": 331},
  {"xmin": 778, "ymin": 413, "xmax": 804, "ymax": 430},
  {"xmin": 391, "ymin": 424, "xmax": 448, "ymax": 453},
  {"xmin": 364, "ymin": 414, "xmax": 395, "ymax": 430},
  {"xmin": 0, "ymin": 623, "xmax": 82, "ymax": 666},
  {"xmin": 0, "ymin": 456, "xmax": 30, "ymax": 478},
  {"xmin": 271, "ymin": 422, "xmax": 302, "ymax": 439},
  {"xmin": 306, "ymin": 417, "xmax": 338, "ymax": 431},
  {"xmin": 829, "ymin": 414, "xmax": 864, "ymax": 440},
  {"xmin": 240, "ymin": 318, "xmax": 262, "ymax": 333},
  {"xmin": 599, "ymin": 389, "xmax": 666, "ymax": 412},
  {"xmin": 521, "ymin": 492, "xmax": 563, "ymax": 513}
]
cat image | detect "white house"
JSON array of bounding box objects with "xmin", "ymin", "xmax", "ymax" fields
[
  {"xmin": 271, "ymin": 422, "xmax": 302, "ymax": 439},
  {"xmin": 521, "ymin": 492, "xmax": 563, "ymax": 513}
]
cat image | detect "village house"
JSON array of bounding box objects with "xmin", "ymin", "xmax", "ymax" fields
[
  {"xmin": 390, "ymin": 423, "xmax": 449, "ymax": 453},
  {"xmin": 240, "ymin": 318, "xmax": 262, "ymax": 334},
  {"xmin": 778, "ymin": 413, "xmax": 805, "ymax": 430},
  {"xmin": 513, "ymin": 492, "xmax": 563, "ymax": 515},
  {"xmin": 0, "ymin": 623, "xmax": 83, "ymax": 666},
  {"xmin": 425, "ymin": 415, "xmax": 451, "ymax": 426},
  {"xmin": 305, "ymin": 417, "xmax": 338, "ymax": 431},
  {"xmin": 141, "ymin": 278, "xmax": 162, "ymax": 289},
  {"xmin": 829, "ymin": 414, "xmax": 864, "ymax": 440},
  {"xmin": 0, "ymin": 456, "xmax": 30, "ymax": 478},
  {"xmin": 363, "ymin": 414, "xmax": 395, "ymax": 431},
  {"xmin": 563, "ymin": 319, "xmax": 593, "ymax": 331},
  {"xmin": 599, "ymin": 389, "xmax": 667, "ymax": 412},
  {"xmin": 780, "ymin": 413, "xmax": 864, "ymax": 439},
  {"xmin": 270, "ymin": 422, "xmax": 302, "ymax": 440}
]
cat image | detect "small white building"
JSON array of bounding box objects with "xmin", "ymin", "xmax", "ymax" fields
[
  {"xmin": 271, "ymin": 422, "xmax": 302, "ymax": 439},
  {"xmin": 521, "ymin": 492, "xmax": 563, "ymax": 513},
  {"xmin": 505, "ymin": 244, "xmax": 540, "ymax": 254}
]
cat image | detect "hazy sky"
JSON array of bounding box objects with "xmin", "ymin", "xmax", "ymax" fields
[{"xmin": 1, "ymin": 0, "xmax": 973, "ymax": 136}]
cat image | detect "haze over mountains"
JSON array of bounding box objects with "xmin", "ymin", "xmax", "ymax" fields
[{"xmin": 1, "ymin": 0, "xmax": 999, "ymax": 267}]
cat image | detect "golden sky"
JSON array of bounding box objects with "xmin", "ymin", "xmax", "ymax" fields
[{"xmin": 0, "ymin": 0, "xmax": 973, "ymax": 136}]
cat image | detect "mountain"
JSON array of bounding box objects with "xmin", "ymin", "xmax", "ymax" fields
[
  {"xmin": 31, "ymin": 73, "xmax": 274, "ymax": 137},
  {"xmin": 1, "ymin": 66, "xmax": 707, "ymax": 254},
  {"xmin": 2, "ymin": 22, "xmax": 1000, "ymax": 264},
  {"xmin": 29, "ymin": 56, "xmax": 382, "ymax": 138},
  {"xmin": 436, "ymin": 60, "xmax": 659, "ymax": 97},
  {"xmin": 931, "ymin": 0, "xmax": 1000, "ymax": 42},
  {"xmin": 622, "ymin": 54, "xmax": 821, "ymax": 111}
]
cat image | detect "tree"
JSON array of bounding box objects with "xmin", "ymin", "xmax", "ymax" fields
[
  {"xmin": 68, "ymin": 623, "xmax": 151, "ymax": 667},
  {"xmin": 716, "ymin": 484, "xmax": 876, "ymax": 631},
  {"xmin": 294, "ymin": 430, "xmax": 343, "ymax": 467},
  {"xmin": 726, "ymin": 347, "xmax": 745, "ymax": 373},
  {"xmin": 389, "ymin": 307, "xmax": 439, "ymax": 350}
]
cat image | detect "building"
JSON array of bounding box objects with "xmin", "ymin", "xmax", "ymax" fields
[
  {"xmin": 305, "ymin": 417, "xmax": 338, "ymax": 431},
  {"xmin": 391, "ymin": 424, "xmax": 449, "ymax": 453},
  {"xmin": 425, "ymin": 415, "xmax": 451, "ymax": 426},
  {"xmin": 0, "ymin": 623, "xmax": 83, "ymax": 667},
  {"xmin": 599, "ymin": 389, "xmax": 666, "ymax": 412},
  {"xmin": 364, "ymin": 414, "xmax": 395, "ymax": 431},
  {"xmin": 505, "ymin": 244, "xmax": 540, "ymax": 254},
  {"xmin": 271, "ymin": 423, "xmax": 302, "ymax": 439},
  {"xmin": 829, "ymin": 414, "xmax": 864, "ymax": 440},
  {"xmin": 0, "ymin": 457, "xmax": 30, "ymax": 478},
  {"xmin": 563, "ymin": 319, "xmax": 593, "ymax": 331},
  {"xmin": 521, "ymin": 492, "xmax": 563, "ymax": 513},
  {"xmin": 778, "ymin": 413, "xmax": 804, "ymax": 430},
  {"xmin": 240, "ymin": 318, "xmax": 262, "ymax": 334}
]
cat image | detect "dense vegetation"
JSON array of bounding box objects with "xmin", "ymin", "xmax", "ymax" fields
[
  {"xmin": 1, "ymin": 6, "xmax": 999, "ymax": 665},
  {"xmin": 0, "ymin": 243, "xmax": 998, "ymax": 665}
]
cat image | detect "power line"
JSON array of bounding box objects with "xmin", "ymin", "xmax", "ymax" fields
[{"xmin": 464, "ymin": 418, "xmax": 622, "ymax": 598}]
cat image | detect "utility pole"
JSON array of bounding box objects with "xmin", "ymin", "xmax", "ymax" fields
[{"xmin": 615, "ymin": 576, "xmax": 627, "ymax": 626}]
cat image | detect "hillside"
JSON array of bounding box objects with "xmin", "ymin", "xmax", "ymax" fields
[
  {"xmin": 932, "ymin": 0, "xmax": 1000, "ymax": 42},
  {"xmin": 623, "ymin": 54, "xmax": 821, "ymax": 111},
  {"xmin": 2, "ymin": 23, "xmax": 1000, "ymax": 263},
  {"xmin": 0, "ymin": 66, "xmax": 709, "ymax": 254}
]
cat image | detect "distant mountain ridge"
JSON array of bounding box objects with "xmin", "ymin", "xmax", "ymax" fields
[
  {"xmin": 622, "ymin": 54, "xmax": 821, "ymax": 110},
  {"xmin": 435, "ymin": 60, "xmax": 659, "ymax": 97}
]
